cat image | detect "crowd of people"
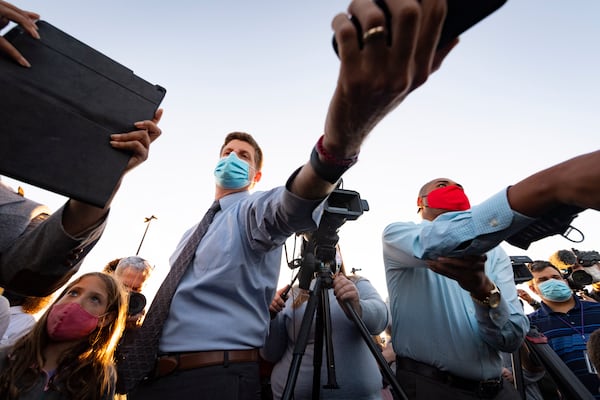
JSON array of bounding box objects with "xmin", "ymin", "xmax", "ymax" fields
[{"xmin": 1, "ymin": 0, "xmax": 600, "ymax": 399}]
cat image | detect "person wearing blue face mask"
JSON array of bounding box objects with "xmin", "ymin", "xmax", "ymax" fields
[
  {"xmin": 117, "ymin": 2, "xmax": 463, "ymax": 398},
  {"xmin": 214, "ymin": 151, "xmax": 255, "ymax": 189},
  {"xmin": 527, "ymin": 260, "xmax": 600, "ymax": 398}
]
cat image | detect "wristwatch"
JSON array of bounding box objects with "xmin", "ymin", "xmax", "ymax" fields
[{"xmin": 471, "ymin": 283, "xmax": 501, "ymax": 309}]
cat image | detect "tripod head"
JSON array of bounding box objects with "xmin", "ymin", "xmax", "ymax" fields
[
  {"xmin": 297, "ymin": 187, "xmax": 369, "ymax": 290},
  {"xmin": 280, "ymin": 187, "xmax": 407, "ymax": 400}
]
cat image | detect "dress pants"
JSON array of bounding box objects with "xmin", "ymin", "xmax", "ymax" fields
[
  {"xmin": 396, "ymin": 369, "xmax": 521, "ymax": 400},
  {"xmin": 128, "ymin": 361, "xmax": 261, "ymax": 400}
]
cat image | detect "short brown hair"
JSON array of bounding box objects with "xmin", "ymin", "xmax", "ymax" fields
[
  {"xmin": 220, "ymin": 132, "xmax": 263, "ymax": 170},
  {"xmin": 528, "ymin": 260, "xmax": 562, "ymax": 274}
]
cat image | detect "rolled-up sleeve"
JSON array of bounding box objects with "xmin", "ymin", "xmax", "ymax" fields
[{"xmin": 384, "ymin": 189, "xmax": 535, "ymax": 260}]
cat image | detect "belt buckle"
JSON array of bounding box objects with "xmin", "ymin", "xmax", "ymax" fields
[
  {"xmin": 477, "ymin": 378, "xmax": 502, "ymax": 398},
  {"xmin": 156, "ymin": 355, "xmax": 179, "ymax": 378}
]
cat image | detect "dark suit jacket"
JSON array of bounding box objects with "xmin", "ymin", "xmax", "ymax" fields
[{"xmin": 0, "ymin": 182, "xmax": 106, "ymax": 296}]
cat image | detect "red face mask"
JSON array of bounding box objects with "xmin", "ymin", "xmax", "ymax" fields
[
  {"xmin": 46, "ymin": 302, "xmax": 100, "ymax": 341},
  {"xmin": 423, "ymin": 185, "xmax": 471, "ymax": 211}
]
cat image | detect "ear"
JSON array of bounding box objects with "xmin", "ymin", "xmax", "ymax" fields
[
  {"xmin": 253, "ymin": 170, "xmax": 262, "ymax": 184},
  {"xmin": 528, "ymin": 282, "xmax": 539, "ymax": 296}
]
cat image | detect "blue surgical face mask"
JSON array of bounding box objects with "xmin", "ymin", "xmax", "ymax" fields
[
  {"xmin": 214, "ymin": 152, "xmax": 251, "ymax": 189},
  {"xmin": 538, "ymin": 279, "xmax": 573, "ymax": 302}
]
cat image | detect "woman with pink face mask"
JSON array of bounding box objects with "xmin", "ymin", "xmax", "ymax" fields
[{"xmin": 0, "ymin": 272, "xmax": 127, "ymax": 399}]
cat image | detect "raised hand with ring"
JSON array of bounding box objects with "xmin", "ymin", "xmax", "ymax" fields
[{"xmin": 362, "ymin": 25, "xmax": 385, "ymax": 42}]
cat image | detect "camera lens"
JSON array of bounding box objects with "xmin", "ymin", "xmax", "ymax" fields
[
  {"xmin": 571, "ymin": 270, "xmax": 593, "ymax": 287},
  {"xmin": 128, "ymin": 292, "xmax": 147, "ymax": 316}
]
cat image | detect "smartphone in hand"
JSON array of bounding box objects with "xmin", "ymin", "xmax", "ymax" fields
[
  {"xmin": 332, "ymin": 0, "xmax": 508, "ymax": 55},
  {"xmin": 438, "ymin": 0, "xmax": 507, "ymax": 49}
]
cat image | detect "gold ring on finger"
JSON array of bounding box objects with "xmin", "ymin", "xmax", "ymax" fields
[{"xmin": 362, "ymin": 25, "xmax": 385, "ymax": 42}]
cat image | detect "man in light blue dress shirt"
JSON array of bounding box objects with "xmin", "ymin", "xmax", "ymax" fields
[
  {"xmin": 384, "ymin": 178, "xmax": 530, "ymax": 399},
  {"xmin": 126, "ymin": 3, "xmax": 461, "ymax": 399}
]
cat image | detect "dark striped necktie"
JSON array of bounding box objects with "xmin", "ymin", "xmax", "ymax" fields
[{"xmin": 116, "ymin": 200, "xmax": 221, "ymax": 394}]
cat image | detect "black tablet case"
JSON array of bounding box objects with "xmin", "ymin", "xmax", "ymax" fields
[{"xmin": 0, "ymin": 21, "xmax": 166, "ymax": 208}]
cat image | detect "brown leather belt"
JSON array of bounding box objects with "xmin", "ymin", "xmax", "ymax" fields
[
  {"xmin": 155, "ymin": 349, "xmax": 259, "ymax": 378},
  {"xmin": 396, "ymin": 357, "xmax": 503, "ymax": 399}
]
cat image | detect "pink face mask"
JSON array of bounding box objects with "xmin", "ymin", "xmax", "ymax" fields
[
  {"xmin": 425, "ymin": 185, "xmax": 471, "ymax": 211},
  {"xmin": 46, "ymin": 303, "xmax": 100, "ymax": 341}
]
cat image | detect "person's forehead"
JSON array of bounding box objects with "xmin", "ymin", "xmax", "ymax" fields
[
  {"xmin": 533, "ymin": 267, "xmax": 562, "ymax": 278},
  {"xmin": 423, "ymin": 178, "xmax": 461, "ymax": 192},
  {"xmin": 121, "ymin": 268, "xmax": 149, "ymax": 280},
  {"xmin": 222, "ymin": 139, "xmax": 254, "ymax": 154},
  {"xmin": 71, "ymin": 276, "xmax": 107, "ymax": 298}
]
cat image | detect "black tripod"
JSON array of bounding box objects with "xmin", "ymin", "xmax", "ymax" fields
[
  {"xmin": 281, "ymin": 245, "xmax": 407, "ymax": 400},
  {"xmin": 510, "ymin": 326, "xmax": 595, "ymax": 400}
]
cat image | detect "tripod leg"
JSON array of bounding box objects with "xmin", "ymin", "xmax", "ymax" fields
[
  {"xmin": 321, "ymin": 284, "xmax": 339, "ymax": 390},
  {"xmin": 312, "ymin": 284, "xmax": 324, "ymax": 399},
  {"xmin": 343, "ymin": 300, "xmax": 409, "ymax": 400},
  {"xmin": 510, "ymin": 349, "xmax": 526, "ymax": 399},
  {"xmin": 282, "ymin": 278, "xmax": 322, "ymax": 400}
]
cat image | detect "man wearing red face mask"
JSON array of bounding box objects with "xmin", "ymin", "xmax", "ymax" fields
[{"xmin": 382, "ymin": 179, "xmax": 529, "ymax": 400}]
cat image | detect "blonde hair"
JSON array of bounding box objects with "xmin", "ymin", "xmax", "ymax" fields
[{"xmin": 0, "ymin": 272, "xmax": 128, "ymax": 399}]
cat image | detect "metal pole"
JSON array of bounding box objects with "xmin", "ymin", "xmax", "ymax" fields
[{"xmin": 136, "ymin": 215, "xmax": 157, "ymax": 255}]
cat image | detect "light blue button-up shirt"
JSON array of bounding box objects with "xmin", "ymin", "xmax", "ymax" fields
[
  {"xmin": 383, "ymin": 189, "xmax": 531, "ymax": 380},
  {"xmin": 159, "ymin": 186, "xmax": 324, "ymax": 352}
]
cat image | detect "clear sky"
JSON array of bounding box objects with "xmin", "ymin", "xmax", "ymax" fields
[{"xmin": 2, "ymin": 0, "xmax": 599, "ymax": 303}]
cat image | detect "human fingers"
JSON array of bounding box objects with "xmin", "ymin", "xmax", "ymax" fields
[
  {"xmin": 331, "ymin": 11, "xmax": 361, "ymax": 63},
  {"xmin": 427, "ymin": 256, "xmax": 489, "ymax": 292},
  {"xmin": 269, "ymin": 302, "xmax": 282, "ymax": 316},
  {"xmin": 347, "ymin": 0, "xmax": 388, "ymax": 54},
  {"xmin": 0, "ymin": 36, "xmax": 29, "ymax": 67},
  {"xmin": 24, "ymin": 10, "xmax": 39, "ymax": 21},
  {"xmin": 0, "ymin": 2, "xmax": 40, "ymax": 38},
  {"xmin": 431, "ymin": 37, "xmax": 458, "ymax": 73},
  {"xmin": 134, "ymin": 110, "xmax": 163, "ymax": 144},
  {"xmin": 406, "ymin": 0, "xmax": 447, "ymax": 88},
  {"xmin": 152, "ymin": 108, "xmax": 164, "ymax": 124},
  {"xmin": 111, "ymin": 129, "xmax": 151, "ymax": 149},
  {"xmin": 327, "ymin": 0, "xmax": 449, "ymax": 146},
  {"xmin": 110, "ymin": 129, "xmax": 152, "ymax": 172},
  {"xmin": 363, "ymin": 0, "xmax": 450, "ymax": 92},
  {"xmin": 269, "ymin": 297, "xmax": 284, "ymax": 312},
  {"xmin": 436, "ymin": 255, "xmax": 487, "ymax": 270},
  {"xmin": 333, "ymin": 275, "xmax": 358, "ymax": 302},
  {"xmin": 0, "ymin": 2, "xmax": 39, "ymax": 67},
  {"xmin": 369, "ymin": 0, "xmax": 421, "ymax": 89}
]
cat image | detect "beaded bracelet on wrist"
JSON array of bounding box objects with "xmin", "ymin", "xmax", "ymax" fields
[{"xmin": 309, "ymin": 135, "xmax": 359, "ymax": 184}]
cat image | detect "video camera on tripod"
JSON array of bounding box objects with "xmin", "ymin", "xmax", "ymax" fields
[
  {"xmin": 280, "ymin": 187, "xmax": 407, "ymax": 400},
  {"xmin": 297, "ymin": 187, "xmax": 369, "ymax": 290}
]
